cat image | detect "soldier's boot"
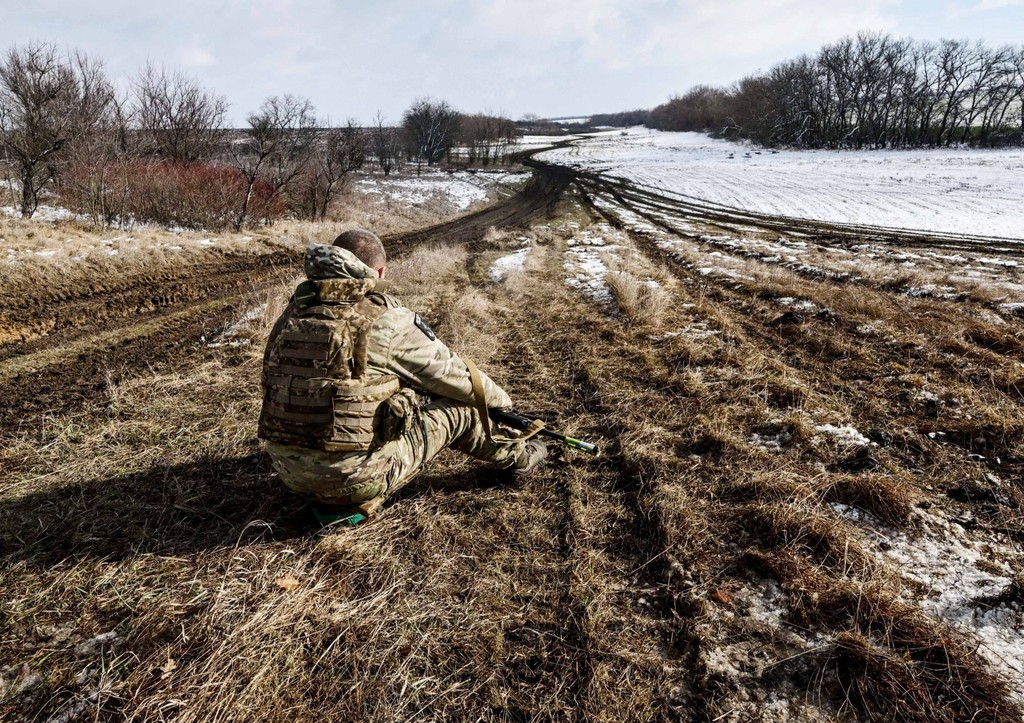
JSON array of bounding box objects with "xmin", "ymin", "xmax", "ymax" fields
[
  {"xmin": 312, "ymin": 494, "xmax": 387, "ymax": 527},
  {"xmin": 512, "ymin": 439, "xmax": 549, "ymax": 476}
]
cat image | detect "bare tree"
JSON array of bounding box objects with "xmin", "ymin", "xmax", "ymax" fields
[
  {"xmin": 290, "ymin": 119, "xmax": 365, "ymax": 221},
  {"xmin": 402, "ymin": 98, "xmax": 460, "ymax": 168},
  {"xmin": 1014, "ymin": 48, "xmax": 1024, "ymax": 141},
  {"xmin": 0, "ymin": 42, "xmax": 114, "ymax": 217},
  {"xmin": 132, "ymin": 63, "xmax": 227, "ymax": 163},
  {"xmin": 648, "ymin": 34, "xmax": 1024, "ymax": 149},
  {"xmin": 371, "ymin": 111, "xmax": 402, "ymax": 176},
  {"xmin": 230, "ymin": 94, "xmax": 316, "ymax": 230},
  {"xmin": 58, "ymin": 94, "xmax": 139, "ymax": 225},
  {"xmin": 460, "ymin": 111, "xmax": 519, "ymax": 166}
]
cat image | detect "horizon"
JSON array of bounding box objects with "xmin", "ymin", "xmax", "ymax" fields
[{"xmin": 3, "ymin": 1, "xmax": 1024, "ymax": 125}]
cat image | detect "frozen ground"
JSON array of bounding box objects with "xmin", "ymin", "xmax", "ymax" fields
[
  {"xmin": 354, "ymin": 169, "xmax": 528, "ymax": 211},
  {"xmin": 539, "ymin": 129, "xmax": 1024, "ymax": 242},
  {"xmin": 834, "ymin": 502, "xmax": 1024, "ymax": 705},
  {"xmin": 562, "ymin": 224, "xmax": 625, "ymax": 309}
]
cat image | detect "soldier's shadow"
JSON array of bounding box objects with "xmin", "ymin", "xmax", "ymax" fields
[{"xmin": 0, "ymin": 452, "xmax": 312, "ymax": 566}]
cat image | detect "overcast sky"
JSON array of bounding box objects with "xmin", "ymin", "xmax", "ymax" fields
[{"xmin": 3, "ymin": 1, "xmax": 1023, "ymax": 125}]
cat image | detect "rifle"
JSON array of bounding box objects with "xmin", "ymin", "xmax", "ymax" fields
[{"xmin": 489, "ymin": 409, "xmax": 599, "ymax": 456}]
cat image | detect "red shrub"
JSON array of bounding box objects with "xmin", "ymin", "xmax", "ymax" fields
[{"xmin": 60, "ymin": 161, "xmax": 286, "ymax": 230}]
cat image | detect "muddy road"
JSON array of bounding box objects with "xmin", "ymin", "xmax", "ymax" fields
[{"xmin": 0, "ymin": 173, "xmax": 569, "ymax": 436}]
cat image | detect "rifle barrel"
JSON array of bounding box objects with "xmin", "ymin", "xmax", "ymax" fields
[{"xmin": 490, "ymin": 409, "xmax": 599, "ymax": 456}]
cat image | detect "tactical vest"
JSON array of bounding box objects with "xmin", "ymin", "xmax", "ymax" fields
[{"xmin": 258, "ymin": 277, "xmax": 400, "ymax": 453}]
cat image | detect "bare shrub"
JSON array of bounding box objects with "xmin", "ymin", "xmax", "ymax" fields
[
  {"xmin": 231, "ymin": 94, "xmax": 317, "ymax": 230},
  {"xmin": 370, "ymin": 111, "xmax": 403, "ymax": 176},
  {"xmin": 288, "ymin": 120, "xmax": 365, "ymax": 221},
  {"xmin": 64, "ymin": 161, "xmax": 284, "ymax": 230}
]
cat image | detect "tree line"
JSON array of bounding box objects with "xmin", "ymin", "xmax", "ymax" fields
[
  {"xmin": 648, "ymin": 33, "xmax": 1024, "ymax": 149},
  {"xmin": 0, "ymin": 42, "xmax": 519, "ymax": 228}
]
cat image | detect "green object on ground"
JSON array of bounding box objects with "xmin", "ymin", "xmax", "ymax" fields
[{"xmin": 312, "ymin": 504, "xmax": 367, "ymax": 527}]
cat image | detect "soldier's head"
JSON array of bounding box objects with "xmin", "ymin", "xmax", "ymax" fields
[{"xmin": 332, "ymin": 229, "xmax": 387, "ymax": 278}]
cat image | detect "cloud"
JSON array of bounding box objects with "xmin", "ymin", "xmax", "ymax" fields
[
  {"xmin": 4, "ymin": 0, "xmax": 1018, "ymax": 123},
  {"xmin": 974, "ymin": 0, "xmax": 1024, "ymax": 8},
  {"xmin": 179, "ymin": 47, "xmax": 216, "ymax": 68},
  {"xmin": 467, "ymin": 0, "xmax": 896, "ymax": 73}
]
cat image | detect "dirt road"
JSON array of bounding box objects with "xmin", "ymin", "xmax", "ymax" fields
[{"xmin": 0, "ymin": 173, "xmax": 568, "ymax": 436}]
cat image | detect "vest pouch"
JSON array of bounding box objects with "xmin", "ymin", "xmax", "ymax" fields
[
  {"xmin": 258, "ymin": 375, "xmax": 335, "ymax": 449},
  {"xmin": 375, "ymin": 388, "xmax": 420, "ymax": 446},
  {"xmin": 324, "ymin": 375, "xmax": 401, "ymax": 453}
]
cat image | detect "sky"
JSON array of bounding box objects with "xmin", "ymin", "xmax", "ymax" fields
[{"xmin": 2, "ymin": 0, "xmax": 1023, "ymax": 125}]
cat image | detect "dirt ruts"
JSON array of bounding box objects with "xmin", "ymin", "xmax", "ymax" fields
[
  {"xmin": 527, "ymin": 154, "xmax": 1024, "ymax": 257},
  {"xmin": 0, "ymin": 250, "xmax": 297, "ymax": 362},
  {"xmin": 0, "ymin": 173, "xmax": 571, "ymax": 437}
]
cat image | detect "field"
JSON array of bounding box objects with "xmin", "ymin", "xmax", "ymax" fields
[
  {"xmin": 539, "ymin": 129, "xmax": 1024, "ymax": 243},
  {"xmin": 2, "ymin": 137, "xmax": 1024, "ymax": 722}
]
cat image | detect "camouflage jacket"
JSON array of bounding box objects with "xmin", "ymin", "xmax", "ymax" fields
[{"xmin": 268, "ymin": 244, "xmax": 512, "ymax": 410}]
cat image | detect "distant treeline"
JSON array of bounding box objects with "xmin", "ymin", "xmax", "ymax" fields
[
  {"xmin": 590, "ymin": 109, "xmax": 651, "ymax": 127},
  {"xmin": 0, "ymin": 42, "xmax": 519, "ymax": 227},
  {"xmin": 647, "ymin": 33, "xmax": 1024, "ymax": 148}
]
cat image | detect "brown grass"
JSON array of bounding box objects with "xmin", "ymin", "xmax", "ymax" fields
[
  {"xmin": 3, "ymin": 202, "xmax": 1024, "ymax": 720},
  {"xmin": 605, "ymin": 270, "xmax": 670, "ymax": 325}
]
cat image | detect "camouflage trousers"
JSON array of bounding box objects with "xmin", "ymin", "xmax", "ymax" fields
[{"xmin": 266, "ymin": 397, "xmax": 522, "ymax": 506}]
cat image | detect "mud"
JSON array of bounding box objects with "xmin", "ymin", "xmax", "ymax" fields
[
  {"xmin": 0, "ymin": 175, "xmax": 570, "ymax": 437},
  {"xmin": 0, "ymin": 250, "xmax": 297, "ymax": 362}
]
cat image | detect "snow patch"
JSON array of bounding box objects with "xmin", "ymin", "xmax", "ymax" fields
[
  {"xmin": 563, "ymin": 226, "xmax": 626, "ymax": 310},
  {"xmin": 978, "ymin": 257, "xmax": 1019, "ymax": 268},
  {"xmin": 815, "ymin": 424, "xmax": 871, "ymax": 447},
  {"xmin": 1, "ymin": 204, "xmax": 83, "ymax": 222},
  {"xmin": 657, "ymin": 323, "xmax": 721, "ymax": 341},
  {"xmin": 750, "ymin": 430, "xmax": 792, "ymax": 452},
  {"xmin": 776, "ymin": 297, "xmax": 818, "ymax": 312},
  {"xmin": 539, "ymin": 130, "xmax": 1024, "ymax": 242},
  {"xmin": 861, "ymin": 507, "xmax": 1024, "ymax": 702},
  {"xmin": 204, "ymin": 304, "xmax": 266, "ymax": 348},
  {"xmin": 489, "ymin": 248, "xmax": 530, "ymax": 282},
  {"xmin": 355, "ymin": 170, "xmax": 521, "ymax": 211}
]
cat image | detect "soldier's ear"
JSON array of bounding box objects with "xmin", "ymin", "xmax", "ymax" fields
[{"xmin": 377, "ymin": 265, "xmax": 386, "ymax": 279}]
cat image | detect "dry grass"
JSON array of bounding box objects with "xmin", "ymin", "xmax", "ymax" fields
[
  {"xmin": 605, "ymin": 271, "xmax": 670, "ymax": 325},
  {"xmin": 3, "ymin": 202, "xmax": 1024, "ymax": 721}
]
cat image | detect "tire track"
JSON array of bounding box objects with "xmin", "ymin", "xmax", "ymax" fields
[
  {"xmin": 0, "ymin": 171, "xmax": 572, "ymax": 437},
  {"xmin": 541, "ymin": 211, "xmax": 1023, "ymax": 718},
  {"xmin": 529, "ymin": 154, "xmax": 1024, "ymax": 256},
  {"xmin": 478, "ymin": 244, "xmax": 700, "ymax": 719}
]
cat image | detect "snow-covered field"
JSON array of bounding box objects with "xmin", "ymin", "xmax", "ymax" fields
[
  {"xmin": 354, "ymin": 169, "xmax": 527, "ymax": 211},
  {"xmin": 539, "ymin": 129, "xmax": 1024, "ymax": 242}
]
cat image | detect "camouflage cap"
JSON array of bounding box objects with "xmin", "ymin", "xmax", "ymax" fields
[{"xmin": 304, "ymin": 244, "xmax": 379, "ymax": 281}]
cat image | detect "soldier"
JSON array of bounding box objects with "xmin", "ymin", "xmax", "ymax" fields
[{"xmin": 258, "ymin": 229, "xmax": 547, "ymax": 525}]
